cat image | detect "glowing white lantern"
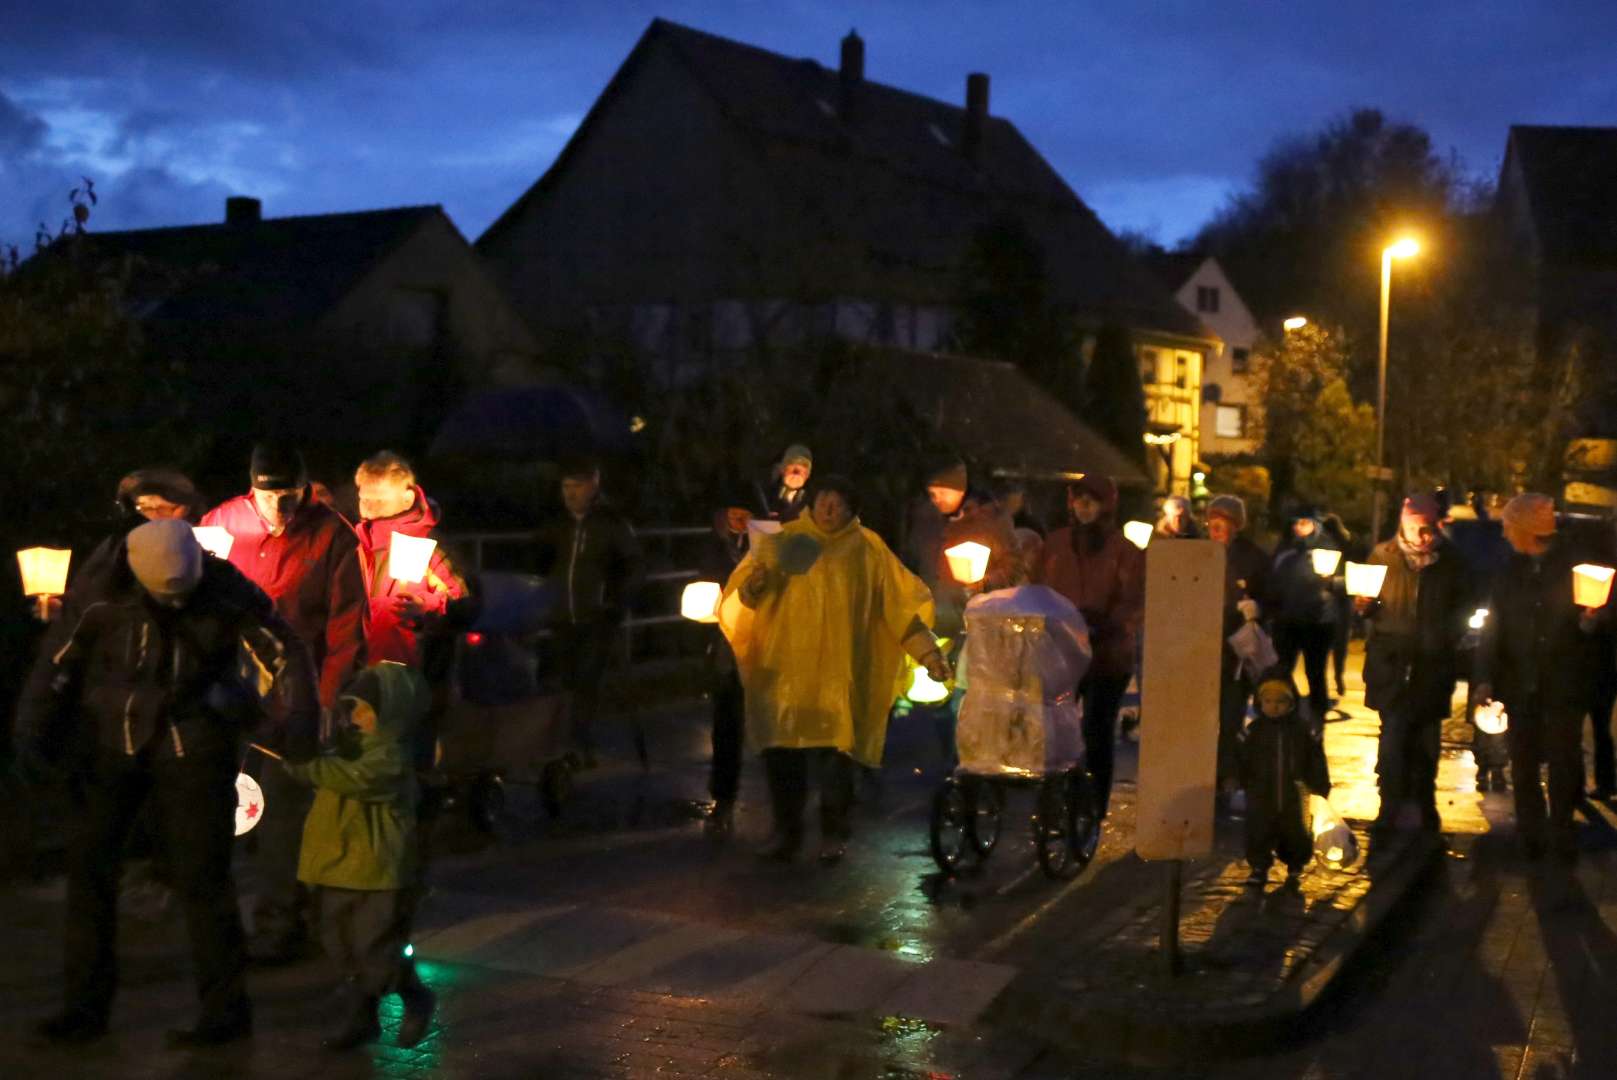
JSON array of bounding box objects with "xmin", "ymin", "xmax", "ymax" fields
[
  {"xmin": 235, "ymin": 772, "xmax": 266, "ymax": 836},
  {"xmin": 192, "ymin": 525, "xmax": 235, "ymax": 559},
  {"xmin": 1123, "ymin": 520, "xmax": 1154, "ymax": 550},
  {"xmin": 389, "ymin": 533, "xmax": 438, "ymax": 584},
  {"xmin": 680, "ymin": 580, "xmax": 722, "ymax": 623},
  {"xmin": 1311, "ymin": 548, "xmax": 1342, "ymax": 576},
  {"xmin": 16, "ymin": 546, "xmax": 71, "ymax": 598},
  {"xmin": 1344, "ymin": 561, "xmax": 1387, "ymax": 599},
  {"xmin": 1309, "ymin": 794, "xmax": 1357, "ymax": 869},
  {"xmin": 944, "ymin": 541, "xmax": 991, "ymax": 585},
  {"xmin": 1572, "ymin": 563, "xmax": 1616, "ymax": 609},
  {"xmin": 1468, "ymin": 607, "xmax": 1489, "ymax": 631},
  {"xmin": 905, "ymin": 662, "xmax": 951, "ymax": 705},
  {"xmin": 1473, "ymin": 699, "xmax": 1509, "ymax": 736}
]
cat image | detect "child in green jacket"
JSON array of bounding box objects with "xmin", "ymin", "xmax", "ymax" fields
[{"xmin": 283, "ymin": 661, "xmax": 435, "ymax": 1050}]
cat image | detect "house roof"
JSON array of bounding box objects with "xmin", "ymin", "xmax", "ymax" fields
[
  {"xmin": 66, "ymin": 205, "xmax": 446, "ymax": 327},
  {"xmin": 481, "ymin": 18, "xmax": 1212, "ymax": 343},
  {"xmin": 845, "ymin": 349, "xmax": 1150, "ymax": 487},
  {"xmin": 1142, "ymin": 251, "xmax": 1208, "ymax": 293},
  {"xmin": 1504, "ymin": 125, "xmax": 1617, "ymax": 265}
]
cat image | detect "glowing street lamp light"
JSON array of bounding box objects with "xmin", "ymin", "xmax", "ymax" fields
[
  {"xmin": 1372, "ymin": 235, "xmax": 1421, "ymax": 542},
  {"xmin": 1282, "ymin": 315, "xmax": 1308, "ymax": 332}
]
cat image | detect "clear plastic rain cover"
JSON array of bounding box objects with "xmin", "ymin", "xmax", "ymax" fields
[{"xmin": 956, "ymin": 585, "xmax": 1092, "ymax": 777}]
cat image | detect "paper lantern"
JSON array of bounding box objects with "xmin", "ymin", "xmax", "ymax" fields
[
  {"xmin": 1309, "ymin": 793, "xmax": 1357, "ymax": 869},
  {"xmin": 746, "ymin": 519, "xmax": 783, "ymax": 541},
  {"xmin": 389, "ymin": 533, "xmax": 438, "ymax": 584},
  {"xmin": 1572, "ymin": 564, "xmax": 1616, "ymax": 609},
  {"xmin": 1468, "ymin": 607, "xmax": 1489, "ymax": 631},
  {"xmin": 680, "ymin": 580, "xmax": 721, "ymax": 623},
  {"xmin": 944, "ymin": 541, "xmax": 991, "ymax": 585},
  {"xmin": 235, "ymin": 772, "xmax": 265, "ymax": 837},
  {"xmin": 192, "ymin": 525, "xmax": 235, "ymax": 559},
  {"xmin": 1310, "ymin": 548, "xmax": 1342, "ymax": 576},
  {"xmin": 905, "ymin": 662, "xmax": 952, "ymax": 705},
  {"xmin": 1344, "ymin": 561, "xmax": 1387, "ymax": 598},
  {"xmin": 1123, "ymin": 520, "xmax": 1154, "ymax": 550},
  {"xmin": 17, "ymin": 546, "xmax": 71, "ymax": 597},
  {"xmin": 1473, "ymin": 699, "xmax": 1509, "ymax": 736}
]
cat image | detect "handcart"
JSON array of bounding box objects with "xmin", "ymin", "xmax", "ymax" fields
[
  {"xmin": 433, "ymin": 572, "xmax": 575, "ymax": 830},
  {"xmin": 926, "ymin": 585, "xmax": 1101, "ymax": 880}
]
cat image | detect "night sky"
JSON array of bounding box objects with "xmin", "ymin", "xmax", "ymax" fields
[{"xmin": 3, "ymin": 1, "xmax": 1614, "ymax": 255}]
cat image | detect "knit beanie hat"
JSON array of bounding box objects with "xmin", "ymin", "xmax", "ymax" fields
[
  {"xmin": 779, "ymin": 444, "xmax": 813, "ymax": 469},
  {"xmin": 1501, "ymin": 492, "xmax": 1556, "ymax": 535},
  {"xmin": 1401, "ymin": 493, "xmax": 1441, "ymax": 527},
  {"xmin": 1206, "ymin": 494, "xmax": 1247, "ymax": 529},
  {"xmin": 926, "ymin": 460, "xmax": 968, "ymax": 494},
  {"xmin": 1068, "ymin": 473, "xmax": 1118, "ymax": 514},
  {"xmin": 249, "ymin": 442, "xmax": 307, "ymax": 491},
  {"xmin": 1253, "ymin": 668, "xmax": 1299, "ymax": 709},
  {"xmin": 126, "ymin": 519, "xmax": 203, "ymax": 601}
]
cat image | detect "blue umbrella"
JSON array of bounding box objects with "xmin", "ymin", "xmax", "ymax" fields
[{"xmin": 429, "ymin": 385, "xmax": 634, "ymax": 462}]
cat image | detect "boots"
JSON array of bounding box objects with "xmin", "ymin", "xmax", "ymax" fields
[
  {"xmin": 397, "ymin": 984, "xmax": 437, "ymax": 1049},
  {"xmin": 322, "ymin": 983, "xmax": 380, "ymax": 1052}
]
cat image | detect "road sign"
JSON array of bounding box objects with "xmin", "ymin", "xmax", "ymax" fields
[{"xmin": 1136, "ymin": 539, "xmax": 1224, "ymax": 862}]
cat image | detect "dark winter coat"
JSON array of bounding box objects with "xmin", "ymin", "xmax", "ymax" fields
[
  {"xmin": 16, "ymin": 555, "xmax": 320, "ymax": 764},
  {"xmin": 1362, "ymin": 536, "xmax": 1474, "ymax": 718},
  {"xmin": 1221, "ymin": 535, "xmax": 1273, "ymax": 677},
  {"xmin": 1268, "ymin": 524, "xmax": 1341, "ymax": 627},
  {"xmin": 1238, "ymin": 704, "xmax": 1330, "ymax": 871},
  {"xmin": 350, "ymin": 486, "xmax": 467, "ymax": 667},
  {"xmin": 700, "ymin": 514, "xmax": 750, "ymax": 679},
  {"xmin": 537, "ymin": 499, "xmax": 644, "ymax": 627},
  {"xmin": 1035, "ymin": 523, "xmax": 1145, "ymax": 679},
  {"xmin": 754, "ymin": 480, "xmax": 809, "ymax": 523},
  {"xmin": 905, "ymin": 494, "xmax": 1019, "ymax": 637},
  {"xmin": 201, "ymin": 492, "xmax": 367, "ymax": 707},
  {"xmin": 1476, "ymin": 541, "xmax": 1600, "ymax": 712}
]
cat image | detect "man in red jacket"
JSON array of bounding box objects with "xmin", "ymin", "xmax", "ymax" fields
[
  {"xmin": 201, "ymin": 442, "xmax": 366, "ymax": 962},
  {"xmin": 1034, "ymin": 474, "xmax": 1145, "ymax": 818}
]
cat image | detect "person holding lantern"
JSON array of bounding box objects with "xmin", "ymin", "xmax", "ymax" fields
[
  {"xmin": 15, "ymin": 519, "xmax": 319, "ymax": 1047},
  {"xmin": 201, "ymin": 441, "xmax": 367, "ymax": 964},
  {"xmin": 1357, "ymin": 494, "xmax": 1475, "ymax": 832},
  {"xmin": 698, "ymin": 489, "xmax": 753, "ymax": 837},
  {"xmin": 1474, "ymin": 493, "xmax": 1607, "ymax": 862},
  {"xmin": 1033, "ymin": 474, "xmax": 1144, "ymax": 818},
  {"xmin": 536, "ymin": 456, "xmax": 644, "ymax": 769},
  {"xmin": 722, "ymin": 475, "xmax": 947, "ymax": 864},
  {"xmin": 1267, "ymin": 506, "xmax": 1343, "ymax": 721}
]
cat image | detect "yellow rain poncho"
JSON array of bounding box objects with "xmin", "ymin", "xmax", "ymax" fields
[{"xmin": 720, "ymin": 514, "xmax": 937, "ymax": 767}]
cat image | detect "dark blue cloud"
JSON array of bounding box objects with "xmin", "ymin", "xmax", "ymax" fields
[{"xmin": 2, "ymin": 1, "xmax": 1615, "ymax": 251}]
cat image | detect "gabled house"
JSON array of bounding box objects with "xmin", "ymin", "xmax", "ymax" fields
[
  {"xmin": 68, "ymin": 197, "xmax": 540, "ymax": 484},
  {"xmin": 477, "ymin": 19, "xmax": 1217, "ymax": 492},
  {"xmin": 1147, "ymin": 252, "xmax": 1262, "ymax": 459}
]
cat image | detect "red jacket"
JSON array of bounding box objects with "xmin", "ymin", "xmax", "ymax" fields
[
  {"xmin": 201, "ymin": 493, "xmax": 366, "ymax": 706},
  {"xmin": 1036, "ymin": 523, "xmax": 1145, "ymax": 678},
  {"xmin": 350, "ymin": 486, "xmax": 467, "ymax": 666}
]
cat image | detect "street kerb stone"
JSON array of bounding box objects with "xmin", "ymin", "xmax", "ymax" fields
[{"xmin": 984, "ymin": 824, "xmax": 1444, "ymax": 1064}]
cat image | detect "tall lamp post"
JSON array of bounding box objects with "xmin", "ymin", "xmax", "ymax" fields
[{"xmin": 1372, "ymin": 237, "xmax": 1420, "ymax": 543}]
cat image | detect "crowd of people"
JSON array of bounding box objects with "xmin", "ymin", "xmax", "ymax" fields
[{"xmin": 10, "ymin": 437, "xmax": 1617, "ymax": 1051}]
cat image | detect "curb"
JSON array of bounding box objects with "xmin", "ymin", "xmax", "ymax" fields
[{"xmin": 985, "ymin": 829, "xmax": 1444, "ymax": 1065}]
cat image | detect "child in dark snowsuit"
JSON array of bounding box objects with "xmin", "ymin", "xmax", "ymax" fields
[
  {"xmin": 283, "ymin": 662, "xmax": 435, "ymax": 1051},
  {"xmin": 1239, "ymin": 669, "xmax": 1331, "ymax": 892}
]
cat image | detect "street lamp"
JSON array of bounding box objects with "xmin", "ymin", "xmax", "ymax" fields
[
  {"xmin": 1282, "ymin": 315, "xmax": 1308, "ymax": 332},
  {"xmin": 1372, "ymin": 236, "xmax": 1420, "ymax": 542}
]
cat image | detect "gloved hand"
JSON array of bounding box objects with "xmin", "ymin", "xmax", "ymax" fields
[
  {"xmin": 740, "ymin": 565, "xmax": 773, "ymax": 606},
  {"xmin": 1237, "ymin": 598, "xmax": 1260, "ymax": 622}
]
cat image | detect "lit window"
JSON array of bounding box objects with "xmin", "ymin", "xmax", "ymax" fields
[
  {"xmin": 1216, "ymin": 404, "xmax": 1247, "ymax": 438},
  {"xmin": 1196, "ymin": 286, "xmax": 1220, "ymax": 313}
]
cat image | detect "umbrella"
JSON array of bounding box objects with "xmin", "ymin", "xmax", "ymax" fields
[{"xmin": 429, "ymin": 385, "xmax": 634, "ymax": 462}]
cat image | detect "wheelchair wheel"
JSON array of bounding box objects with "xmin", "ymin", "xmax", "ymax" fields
[
  {"xmin": 1066, "ymin": 769, "xmax": 1101, "ymax": 870},
  {"xmin": 929, "ymin": 777, "xmax": 971, "ymax": 874},
  {"xmin": 1033, "ymin": 774, "xmax": 1079, "ymax": 880},
  {"xmin": 967, "ymin": 778, "xmax": 1005, "ymax": 856}
]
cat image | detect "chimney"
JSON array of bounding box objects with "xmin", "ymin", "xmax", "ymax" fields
[
  {"xmin": 225, "ymin": 196, "xmax": 261, "ymax": 226},
  {"xmin": 963, "ymin": 72, "xmax": 989, "ymax": 162},
  {"xmin": 838, "ymin": 29, "xmax": 864, "ymax": 123}
]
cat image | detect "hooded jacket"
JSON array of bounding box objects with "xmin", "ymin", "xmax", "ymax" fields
[
  {"xmin": 1476, "ymin": 540, "xmax": 1599, "ymax": 712},
  {"xmin": 537, "ymin": 497, "xmax": 644, "ymax": 626},
  {"xmin": 1221, "ymin": 534, "xmax": 1274, "ymax": 677},
  {"xmin": 202, "ymin": 491, "xmax": 366, "ymax": 706},
  {"xmin": 1268, "ymin": 520, "xmax": 1341, "ymax": 627},
  {"xmin": 1035, "ymin": 515, "xmax": 1145, "ymax": 680},
  {"xmin": 350, "ymin": 485, "xmax": 467, "ymax": 666},
  {"xmin": 284, "ymin": 662, "xmax": 426, "ymax": 891},
  {"xmin": 1238, "ymin": 672, "xmax": 1330, "ymax": 868},
  {"xmin": 1362, "ymin": 535, "xmax": 1473, "ymax": 716},
  {"xmin": 16, "ymin": 554, "xmax": 319, "ymax": 763}
]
